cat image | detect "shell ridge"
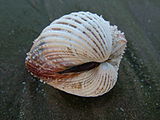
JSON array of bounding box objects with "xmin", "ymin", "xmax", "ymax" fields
[
  {"xmin": 73, "ymin": 13, "xmax": 110, "ymax": 59},
  {"xmin": 61, "ymin": 14, "xmax": 107, "ymax": 59}
]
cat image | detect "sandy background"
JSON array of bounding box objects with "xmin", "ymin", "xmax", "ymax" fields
[{"xmin": 0, "ymin": 0, "xmax": 160, "ymax": 120}]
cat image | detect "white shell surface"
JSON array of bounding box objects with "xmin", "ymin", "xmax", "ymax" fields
[{"xmin": 25, "ymin": 11, "xmax": 127, "ymax": 97}]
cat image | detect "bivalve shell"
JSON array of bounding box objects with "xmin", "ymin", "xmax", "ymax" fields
[{"xmin": 25, "ymin": 11, "xmax": 127, "ymax": 97}]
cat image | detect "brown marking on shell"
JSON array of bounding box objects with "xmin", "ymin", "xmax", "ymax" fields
[
  {"xmin": 70, "ymin": 82, "xmax": 82, "ymax": 89},
  {"xmin": 25, "ymin": 59, "xmax": 80, "ymax": 83}
]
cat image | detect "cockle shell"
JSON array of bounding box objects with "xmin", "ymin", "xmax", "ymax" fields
[{"xmin": 25, "ymin": 11, "xmax": 127, "ymax": 97}]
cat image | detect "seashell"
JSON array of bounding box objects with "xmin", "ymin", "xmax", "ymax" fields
[{"xmin": 25, "ymin": 11, "xmax": 127, "ymax": 97}]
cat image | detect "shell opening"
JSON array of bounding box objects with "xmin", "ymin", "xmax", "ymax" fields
[{"xmin": 58, "ymin": 62, "xmax": 101, "ymax": 74}]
